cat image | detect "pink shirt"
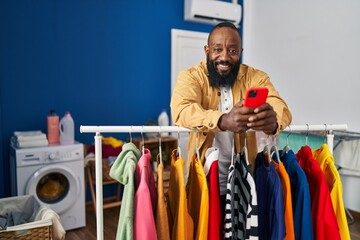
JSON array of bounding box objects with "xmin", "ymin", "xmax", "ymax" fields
[{"xmin": 134, "ymin": 148, "xmax": 157, "ymax": 240}]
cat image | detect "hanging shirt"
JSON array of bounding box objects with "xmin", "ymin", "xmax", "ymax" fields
[
  {"xmin": 214, "ymin": 85, "xmax": 234, "ymax": 196},
  {"xmin": 167, "ymin": 150, "xmax": 194, "ymax": 240},
  {"xmin": 312, "ymin": 144, "xmax": 350, "ymax": 240},
  {"xmin": 238, "ymin": 152, "xmax": 259, "ymax": 240},
  {"xmin": 280, "ymin": 149, "xmax": 313, "ymax": 240},
  {"xmin": 134, "ymin": 148, "xmax": 157, "ymax": 240},
  {"xmin": 244, "ymin": 165, "xmax": 259, "ymax": 240},
  {"xmin": 186, "ymin": 154, "xmax": 209, "ymax": 240},
  {"xmin": 296, "ymin": 146, "xmax": 340, "ymax": 240},
  {"xmin": 156, "ymin": 162, "xmax": 171, "ymax": 240},
  {"xmin": 224, "ymin": 163, "xmax": 235, "ymax": 239},
  {"xmin": 109, "ymin": 142, "xmax": 141, "ymax": 240},
  {"xmin": 272, "ymin": 159, "xmax": 295, "ymax": 240},
  {"xmin": 204, "ymin": 147, "xmax": 222, "ymax": 240},
  {"xmin": 225, "ymin": 153, "xmax": 258, "ymax": 240},
  {"xmin": 254, "ymin": 151, "xmax": 285, "ymax": 240}
]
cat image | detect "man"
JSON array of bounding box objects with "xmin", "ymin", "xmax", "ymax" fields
[{"xmin": 170, "ymin": 22, "xmax": 291, "ymax": 209}]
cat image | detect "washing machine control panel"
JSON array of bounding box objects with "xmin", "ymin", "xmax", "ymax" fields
[
  {"xmin": 47, "ymin": 150, "xmax": 82, "ymax": 161},
  {"xmin": 13, "ymin": 143, "xmax": 84, "ymax": 167}
]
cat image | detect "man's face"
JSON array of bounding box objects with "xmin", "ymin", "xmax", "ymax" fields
[{"xmin": 205, "ymin": 27, "xmax": 243, "ymax": 87}]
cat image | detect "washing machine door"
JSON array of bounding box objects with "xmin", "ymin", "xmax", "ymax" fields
[{"xmin": 25, "ymin": 164, "xmax": 81, "ymax": 214}]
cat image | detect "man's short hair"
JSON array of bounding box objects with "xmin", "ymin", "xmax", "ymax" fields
[{"xmin": 208, "ymin": 22, "xmax": 240, "ymax": 44}]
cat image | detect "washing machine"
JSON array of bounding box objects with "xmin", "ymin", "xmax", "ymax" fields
[{"xmin": 9, "ymin": 142, "xmax": 86, "ymax": 231}]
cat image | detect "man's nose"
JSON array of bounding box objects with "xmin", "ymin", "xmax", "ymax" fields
[{"xmin": 219, "ymin": 49, "xmax": 231, "ymax": 61}]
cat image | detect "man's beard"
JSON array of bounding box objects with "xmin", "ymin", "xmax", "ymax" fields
[{"xmin": 207, "ymin": 55, "xmax": 240, "ymax": 88}]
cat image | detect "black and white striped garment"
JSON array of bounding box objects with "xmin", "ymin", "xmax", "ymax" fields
[
  {"xmin": 240, "ymin": 154, "xmax": 259, "ymax": 240},
  {"xmin": 224, "ymin": 154, "xmax": 259, "ymax": 240},
  {"xmin": 224, "ymin": 164, "xmax": 235, "ymax": 239}
]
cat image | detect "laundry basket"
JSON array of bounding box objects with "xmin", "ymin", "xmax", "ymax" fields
[{"xmin": 0, "ymin": 195, "xmax": 53, "ymax": 240}]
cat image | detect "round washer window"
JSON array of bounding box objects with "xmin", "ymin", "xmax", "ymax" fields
[{"xmin": 36, "ymin": 172, "xmax": 70, "ymax": 204}]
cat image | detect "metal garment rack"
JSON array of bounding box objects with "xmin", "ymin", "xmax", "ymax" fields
[{"xmin": 80, "ymin": 123, "xmax": 347, "ymax": 240}]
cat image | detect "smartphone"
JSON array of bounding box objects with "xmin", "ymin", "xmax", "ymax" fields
[{"xmin": 243, "ymin": 87, "xmax": 269, "ymax": 108}]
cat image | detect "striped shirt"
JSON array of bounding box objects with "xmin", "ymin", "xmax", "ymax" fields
[{"xmin": 224, "ymin": 153, "xmax": 259, "ymax": 240}]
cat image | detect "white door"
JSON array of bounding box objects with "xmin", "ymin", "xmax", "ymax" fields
[{"xmin": 171, "ymin": 29, "xmax": 209, "ymax": 161}]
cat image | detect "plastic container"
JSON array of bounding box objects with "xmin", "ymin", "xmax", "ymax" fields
[
  {"xmin": 59, "ymin": 112, "xmax": 75, "ymax": 145},
  {"xmin": 47, "ymin": 110, "xmax": 60, "ymax": 144},
  {"xmin": 158, "ymin": 110, "xmax": 169, "ymax": 136}
]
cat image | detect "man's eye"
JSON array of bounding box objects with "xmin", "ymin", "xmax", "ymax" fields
[
  {"xmin": 214, "ymin": 48, "xmax": 222, "ymax": 52},
  {"xmin": 229, "ymin": 49, "xmax": 239, "ymax": 54}
]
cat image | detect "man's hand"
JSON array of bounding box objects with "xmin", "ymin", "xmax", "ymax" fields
[
  {"xmin": 218, "ymin": 100, "xmax": 254, "ymax": 132},
  {"xmin": 218, "ymin": 101, "xmax": 278, "ymax": 135},
  {"xmin": 246, "ymin": 103, "xmax": 278, "ymax": 135}
]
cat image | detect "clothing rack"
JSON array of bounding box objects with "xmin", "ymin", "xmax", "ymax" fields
[{"xmin": 79, "ymin": 123, "xmax": 347, "ymax": 240}]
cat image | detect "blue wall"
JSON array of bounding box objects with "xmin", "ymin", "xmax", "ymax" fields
[{"xmin": 0, "ymin": 1, "xmax": 243, "ymax": 197}]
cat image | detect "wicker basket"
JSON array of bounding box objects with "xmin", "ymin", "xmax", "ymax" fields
[
  {"xmin": 0, "ymin": 195, "xmax": 53, "ymax": 240},
  {"xmin": 0, "ymin": 221, "xmax": 53, "ymax": 240}
]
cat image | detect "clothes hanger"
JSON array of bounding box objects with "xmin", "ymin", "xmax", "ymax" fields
[
  {"xmin": 231, "ymin": 138, "xmax": 235, "ymax": 166},
  {"xmin": 158, "ymin": 126, "xmax": 163, "ymax": 165},
  {"xmin": 195, "ymin": 130, "xmax": 200, "ymax": 161},
  {"xmin": 129, "ymin": 125, "xmax": 133, "ymax": 143},
  {"xmin": 263, "ymin": 136, "xmax": 272, "ymax": 165},
  {"xmin": 323, "ymin": 123, "xmax": 328, "ymax": 144},
  {"xmin": 305, "ymin": 124, "xmax": 309, "ymax": 146},
  {"xmin": 177, "ymin": 126, "xmax": 182, "ymax": 158},
  {"xmin": 241, "ymin": 135, "xmax": 249, "ymax": 165},
  {"xmin": 282, "ymin": 125, "xmax": 292, "ymax": 157},
  {"xmin": 141, "ymin": 126, "xmax": 145, "ymax": 155},
  {"xmin": 270, "ymin": 136, "xmax": 280, "ymax": 163}
]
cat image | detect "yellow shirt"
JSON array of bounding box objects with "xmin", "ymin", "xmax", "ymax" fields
[
  {"xmin": 167, "ymin": 150, "xmax": 194, "ymax": 240},
  {"xmin": 170, "ymin": 61, "xmax": 292, "ymax": 164},
  {"xmin": 313, "ymin": 144, "xmax": 350, "ymax": 240},
  {"xmin": 186, "ymin": 154, "xmax": 209, "ymax": 240}
]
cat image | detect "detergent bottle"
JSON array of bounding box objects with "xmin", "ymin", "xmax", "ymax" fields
[
  {"xmin": 158, "ymin": 109, "xmax": 169, "ymax": 136},
  {"xmin": 60, "ymin": 112, "xmax": 75, "ymax": 145},
  {"xmin": 47, "ymin": 110, "xmax": 60, "ymax": 144}
]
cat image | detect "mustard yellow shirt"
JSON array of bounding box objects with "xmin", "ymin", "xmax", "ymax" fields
[
  {"xmin": 167, "ymin": 150, "xmax": 194, "ymax": 240},
  {"xmin": 156, "ymin": 163, "xmax": 171, "ymax": 240},
  {"xmin": 313, "ymin": 144, "xmax": 350, "ymax": 240},
  {"xmin": 186, "ymin": 154, "xmax": 209, "ymax": 240},
  {"xmin": 170, "ymin": 61, "xmax": 292, "ymax": 164}
]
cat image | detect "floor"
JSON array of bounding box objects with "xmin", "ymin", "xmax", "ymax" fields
[{"xmin": 65, "ymin": 204, "xmax": 360, "ymax": 240}]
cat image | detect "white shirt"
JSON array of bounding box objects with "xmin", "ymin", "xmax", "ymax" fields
[{"xmin": 214, "ymin": 86, "xmax": 234, "ymax": 195}]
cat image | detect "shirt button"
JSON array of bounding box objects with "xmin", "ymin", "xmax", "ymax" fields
[
  {"xmin": 209, "ymin": 123, "xmax": 214, "ymax": 127},
  {"xmin": 217, "ymin": 92, "xmax": 221, "ymax": 96},
  {"xmin": 226, "ymin": 108, "xmax": 228, "ymax": 110}
]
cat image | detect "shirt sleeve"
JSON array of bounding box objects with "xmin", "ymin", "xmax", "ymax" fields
[{"xmin": 170, "ymin": 65, "xmax": 224, "ymax": 132}]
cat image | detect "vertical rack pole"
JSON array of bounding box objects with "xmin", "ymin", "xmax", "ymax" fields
[{"xmin": 94, "ymin": 132, "xmax": 104, "ymax": 240}]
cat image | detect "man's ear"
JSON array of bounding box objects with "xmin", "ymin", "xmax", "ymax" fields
[{"xmin": 204, "ymin": 45, "xmax": 209, "ymax": 55}]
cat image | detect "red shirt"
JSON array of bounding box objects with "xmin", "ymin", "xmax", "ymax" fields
[{"xmin": 296, "ymin": 146, "xmax": 340, "ymax": 240}]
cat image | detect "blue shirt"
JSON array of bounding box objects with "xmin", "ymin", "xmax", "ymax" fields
[
  {"xmin": 281, "ymin": 149, "xmax": 314, "ymax": 240},
  {"xmin": 254, "ymin": 151, "xmax": 285, "ymax": 240}
]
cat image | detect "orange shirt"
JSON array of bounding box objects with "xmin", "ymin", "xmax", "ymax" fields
[{"xmin": 273, "ymin": 159, "xmax": 295, "ymax": 240}]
